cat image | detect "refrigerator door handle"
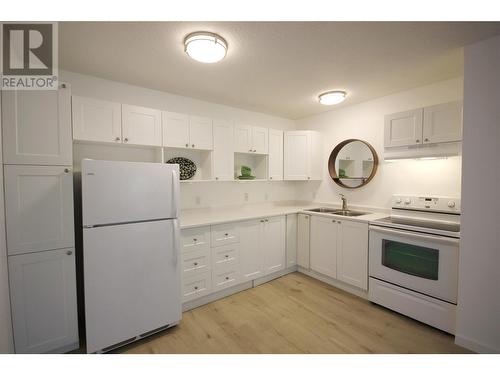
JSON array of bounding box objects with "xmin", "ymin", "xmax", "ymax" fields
[
  {"xmin": 172, "ymin": 169, "xmax": 180, "ymax": 218},
  {"xmin": 172, "ymin": 218, "xmax": 180, "ymax": 266}
]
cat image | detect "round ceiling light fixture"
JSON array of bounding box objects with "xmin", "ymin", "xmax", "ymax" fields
[
  {"xmin": 184, "ymin": 32, "xmax": 227, "ymax": 63},
  {"xmin": 318, "ymin": 90, "xmax": 347, "ymax": 105}
]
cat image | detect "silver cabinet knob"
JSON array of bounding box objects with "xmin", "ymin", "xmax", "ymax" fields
[
  {"xmin": 424, "ymin": 138, "xmax": 429, "ymax": 142},
  {"xmin": 307, "ymin": 177, "xmax": 311, "ymax": 180},
  {"xmin": 416, "ymin": 139, "xmax": 420, "ymax": 143},
  {"xmin": 194, "ymin": 286, "xmax": 198, "ymax": 290},
  {"xmin": 225, "ymin": 276, "xmax": 229, "ymax": 280},
  {"xmin": 260, "ymin": 219, "xmax": 264, "ymax": 223},
  {"xmin": 193, "ymin": 262, "xmax": 198, "ymax": 266},
  {"xmin": 66, "ymin": 250, "xmax": 72, "ymax": 255},
  {"xmin": 249, "ymin": 149, "xmax": 252, "ymax": 152},
  {"xmin": 225, "ymin": 255, "xmax": 229, "ymax": 258},
  {"xmin": 60, "ymin": 83, "xmax": 67, "ymax": 89},
  {"xmin": 124, "ymin": 138, "xmax": 129, "ymax": 143},
  {"xmin": 337, "ymin": 221, "xmax": 342, "ymax": 224},
  {"xmin": 185, "ymin": 143, "xmax": 189, "ymax": 147},
  {"xmin": 265, "ymin": 219, "xmax": 269, "ymax": 222},
  {"xmin": 192, "ymin": 144, "xmax": 195, "ymax": 148},
  {"xmin": 270, "ymin": 177, "xmax": 273, "ymax": 180},
  {"xmin": 64, "ymin": 168, "xmax": 71, "ymax": 173},
  {"xmin": 193, "ymin": 238, "xmax": 197, "ymax": 242},
  {"xmin": 215, "ymin": 177, "xmax": 219, "ymax": 180},
  {"xmin": 115, "ymin": 137, "xmax": 121, "ymax": 142}
]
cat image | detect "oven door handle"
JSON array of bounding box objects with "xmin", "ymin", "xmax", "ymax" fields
[{"xmin": 369, "ymin": 225, "xmax": 460, "ymax": 245}]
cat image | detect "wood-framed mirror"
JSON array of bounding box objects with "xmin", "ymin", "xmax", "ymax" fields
[{"xmin": 328, "ymin": 139, "xmax": 379, "ymax": 189}]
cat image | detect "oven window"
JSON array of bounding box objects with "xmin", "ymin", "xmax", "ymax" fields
[{"xmin": 382, "ymin": 240, "xmax": 439, "ymax": 280}]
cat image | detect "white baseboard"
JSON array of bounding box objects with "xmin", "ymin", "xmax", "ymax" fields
[
  {"xmin": 455, "ymin": 334, "xmax": 500, "ymax": 354},
  {"xmin": 297, "ymin": 267, "xmax": 368, "ymax": 299},
  {"xmin": 253, "ymin": 266, "xmax": 297, "ymax": 287},
  {"xmin": 182, "ymin": 281, "xmax": 253, "ymax": 312}
]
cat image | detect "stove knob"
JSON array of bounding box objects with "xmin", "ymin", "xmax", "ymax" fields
[
  {"xmin": 404, "ymin": 198, "xmax": 411, "ymax": 205},
  {"xmin": 447, "ymin": 201, "xmax": 456, "ymax": 208}
]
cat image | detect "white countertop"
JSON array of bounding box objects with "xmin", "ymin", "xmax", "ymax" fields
[{"xmin": 180, "ymin": 201, "xmax": 389, "ymax": 229}]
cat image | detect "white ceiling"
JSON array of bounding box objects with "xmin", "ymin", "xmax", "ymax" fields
[{"xmin": 59, "ymin": 22, "xmax": 500, "ymax": 119}]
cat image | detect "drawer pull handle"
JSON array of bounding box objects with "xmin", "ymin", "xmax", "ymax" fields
[
  {"xmin": 193, "ymin": 262, "xmax": 198, "ymax": 266},
  {"xmin": 66, "ymin": 250, "xmax": 72, "ymax": 255},
  {"xmin": 225, "ymin": 276, "xmax": 229, "ymax": 280},
  {"xmin": 193, "ymin": 238, "xmax": 197, "ymax": 242},
  {"xmin": 194, "ymin": 286, "xmax": 198, "ymax": 290},
  {"xmin": 224, "ymin": 233, "xmax": 229, "ymax": 236},
  {"xmin": 225, "ymin": 255, "xmax": 229, "ymax": 258},
  {"xmin": 185, "ymin": 143, "xmax": 189, "ymax": 147}
]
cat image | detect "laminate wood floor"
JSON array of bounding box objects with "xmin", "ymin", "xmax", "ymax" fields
[{"xmin": 118, "ymin": 272, "xmax": 470, "ymax": 354}]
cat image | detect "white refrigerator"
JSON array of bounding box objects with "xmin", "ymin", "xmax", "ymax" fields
[{"xmin": 81, "ymin": 159, "xmax": 181, "ymax": 353}]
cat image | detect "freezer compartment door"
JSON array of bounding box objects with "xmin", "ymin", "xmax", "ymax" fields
[
  {"xmin": 82, "ymin": 159, "xmax": 179, "ymax": 226},
  {"xmin": 83, "ymin": 219, "xmax": 181, "ymax": 353}
]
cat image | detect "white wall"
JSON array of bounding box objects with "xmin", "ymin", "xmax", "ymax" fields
[
  {"xmin": 455, "ymin": 35, "xmax": 500, "ymax": 353},
  {"xmin": 0, "ymin": 98, "xmax": 14, "ymax": 353},
  {"xmin": 295, "ymin": 78, "xmax": 463, "ymax": 208},
  {"xmin": 61, "ymin": 70, "xmax": 303, "ymax": 209}
]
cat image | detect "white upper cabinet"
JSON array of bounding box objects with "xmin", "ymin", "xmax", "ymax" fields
[
  {"xmin": 422, "ymin": 101, "xmax": 463, "ymax": 144},
  {"xmin": 263, "ymin": 216, "xmax": 286, "ymax": 275},
  {"xmin": 384, "ymin": 109, "xmax": 423, "ymax": 147},
  {"xmin": 268, "ymin": 129, "xmax": 284, "ymax": 180},
  {"xmin": 4, "ymin": 165, "xmax": 74, "ymax": 256},
  {"xmin": 284, "ymin": 131, "xmax": 322, "ymax": 180},
  {"xmin": 189, "ymin": 116, "xmax": 213, "ymax": 150},
  {"xmin": 122, "ymin": 104, "xmax": 162, "ymax": 147},
  {"xmin": 162, "ymin": 111, "xmax": 189, "ymax": 148},
  {"xmin": 8, "ymin": 248, "xmax": 78, "ymax": 353},
  {"xmin": 212, "ymin": 120, "xmax": 234, "ymax": 181},
  {"xmin": 2, "ymin": 84, "xmax": 72, "ymax": 165},
  {"xmin": 162, "ymin": 113, "xmax": 213, "ymax": 150},
  {"xmin": 385, "ymin": 101, "xmax": 463, "ymax": 148},
  {"xmin": 251, "ymin": 126, "xmax": 269, "ymax": 154},
  {"xmin": 310, "ymin": 216, "xmax": 338, "ymax": 279},
  {"xmin": 234, "ymin": 124, "xmax": 268, "ymax": 154},
  {"xmin": 72, "ymin": 96, "xmax": 122, "ymax": 144},
  {"xmin": 336, "ymin": 220, "xmax": 368, "ymax": 290}
]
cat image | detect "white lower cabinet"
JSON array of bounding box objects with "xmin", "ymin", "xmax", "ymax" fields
[
  {"xmin": 309, "ymin": 215, "xmax": 369, "ymax": 290},
  {"xmin": 238, "ymin": 219, "xmax": 264, "ymax": 281},
  {"xmin": 182, "ymin": 271, "xmax": 212, "ymax": 302},
  {"xmin": 285, "ymin": 214, "xmax": 298, "ymax": 268},
  {"xmin": 263, "ymin": 216, "xmax": 286, "ymax": 275},
  {"xmin": 310, "ymin": 216, "xmax": 338, "ymax": 279},
  {"xmin": 8, "ymin": 248, "xmax": 78, "ymax": 353},
  {"xmin": 297, "ymin": 213, "xmax": 310, "ymax": 268}
]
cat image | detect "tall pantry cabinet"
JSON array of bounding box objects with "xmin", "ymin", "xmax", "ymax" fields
[{"xmin": 1, "ymin": 85, "xmax": 79, "ymax": 353}]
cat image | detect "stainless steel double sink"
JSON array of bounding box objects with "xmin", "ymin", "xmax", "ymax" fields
[{"xmin": 305, "ymin": 208, "xmax": 369, "ymax": 217}]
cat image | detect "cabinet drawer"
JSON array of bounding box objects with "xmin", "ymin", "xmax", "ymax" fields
[
  {"xmin": 182, "ymin": 226, "xmax": 210, "ymax": 252},
  {"xmin": 213, "ymin": 267, "xmax": 239, "ymax": 292},
  {"xmin": 211, "ymin": 223, "xmax": 239, "ymax": 247},
  {"xmin": 182, "ymin": 271, "xmax": 212, "ymax": 302},
  {"xmin": 182, "ymin": 248, "xmax": 211, "ymax": 277},
  {"xmin": 212, "ymin": 244, "xmax": 239, "ymax": 269}
]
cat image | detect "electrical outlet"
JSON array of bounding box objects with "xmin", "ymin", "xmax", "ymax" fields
[
  {"xmin": 244, "ymin": 192, "xmax": 249, "ymax": 202},
  {"xmin": 195, "ymin": 196, "xmax": 201, "ymax": 205}
]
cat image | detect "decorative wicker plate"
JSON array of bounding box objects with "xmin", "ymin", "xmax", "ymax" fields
[{"xmin": 166, "ymin": 157, "xmax": 197, "ymax": 180}]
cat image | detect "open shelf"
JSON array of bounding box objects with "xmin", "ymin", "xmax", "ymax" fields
[
  {"xmin": 164, "ymin": 148, "xmax": 213, "ymax": 181},
  {"xmin": 234, "ymin": 153, "xmax": 268, "ymax": 180}
]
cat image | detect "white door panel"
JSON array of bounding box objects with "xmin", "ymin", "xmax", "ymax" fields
[
  {"xmin": 189, "ymin": 116, "xmax": 213, "ymax": 150},
  {"xmin": 268, "ymin": 129, "xmax": 283, "ymax": 180},
  {"xmin": 82, "ymin": 160, "xmax": 179, "ymax": 226},
  {"xmin": 337, "ymin": 221, "xmax": 368, "ymax": 290},
  {"xmin": 234, "ymin": 124, "xmax": 252, "ymax": 153},
  {"xmin": 423, "ymin": 101, "xmax": 463, "ymax": 144},
  {"xmin": 212, "ymin": 120, "xmax": 234, "ymax": 181},
  {"xmin": 162, "ymin": 111, "xmax": 189, "ymax": 148},
  {"xmin": 310, "ymin": 216, "xmax": 338, "ymax": 278},
  {"xmin": 286, "ymin": 214, "xmax": 298, "ymax": 268},
  {"xmin": 83, "ymin": 220, "xmax": 181, "ymax": 353},
  {"xmin": 252, "ymin": 126, "xmax": 268, "ymax": 154},
  {"xmin": 1, "ymin": 86, "xmax": 72, "ymax": 165},
  {"xmin": 72, "ymin": 96, "xmax": 122, "ymax": 143},
  {"xmin": 239, "ymin": 220, "xmax": 264, "ymax": 281},
  {"xmin": 264, "ymin": 216, "xmax": 286, "ymax": 274},
  {"xmin": 284, "ymin": 131, "xmax": 309, "ymax": 180},
  {"xmin": 8, "ymin": 248, "xmax": 78, "ymax": 353},
  {"xmin": 384, "ymin": 109, "xmax": 423, "ymax": 147},
  {"xmin": 4, "ymin": 165, "xmax": 74, "ymax": 255},
  {"xmin": 122, "ymin": 104, "xmax": 162, "ymax": 146}
]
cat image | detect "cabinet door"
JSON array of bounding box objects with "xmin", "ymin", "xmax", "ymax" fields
[
  {"xmin": 238, "ymin": 219, "xmax": 264, "ymax": 281},
  {"xmin": 189, "ymin": 116, "xmax": 213, "ymax": 150},
  {"xmin": 72, "ymin": 96, "xmax": 122, "ymax": 144},
  {"xmin": 310, "ymin": 216, "xmax": 338, "ymax": 278},
  {"xmin": 213, "ymin": 119, "xmax": 235, "ymax": 181},
  {"xmin": 122, "ymin": 104, "xmax": 162, "ymax": 146},
  {"xmin": 234, "ymin": 124, "xmax": 252, "ymax": 153},
  {"xmin": 297, "ymin": 213, "xmax": 310, "ymax": 268},
  {"xmin": 422, "ymin": 101, "xmax": 463, "ymax": 144},
  {"xmin": 284, "ymin": 131, "xmax": 310, "ymax": 180},
  {"xmin": 268, "ymin": 129, "xmax": 283, "ymax": 180},
  {"xmin": 252, "ymin": 126, "xmax": 269, "ymax": 154},
  {"xmin": 286, "ymin": 214, "xmax": 298, "ymax": 268},
  {"xmin": 4, "ymin": 165, "xmax": 74, "ymax": 255},
  {"xmin": 264, "ymin": 216, "xmax": 286, "ymax": 275},
  {"xmin": 1, "ymin": 85, "xmax": 72, "ymax": 165},
  {"xmin": 337, "ymin": 220, "xmax": 368, "ymax": 290},
  {"xmin": 8, "ymin": 248, "xmax": 78, "ymax": 353},
  {"xmin": 384, "ymin": 108, "xmax": 423, "ymax": 147},
  {"xmin": 162, "ymin": 111, "xmax": 189, "ymax": 148}
]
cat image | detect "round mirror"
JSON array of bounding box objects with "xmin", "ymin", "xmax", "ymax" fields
[{"xmin": 328, "ymin": 139, "xmax": 378, "ymax": 189}]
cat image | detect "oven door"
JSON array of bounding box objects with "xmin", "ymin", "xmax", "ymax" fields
[{"xmin": 369, "ymin": 225, "xmax": 459, "ymax": 303}]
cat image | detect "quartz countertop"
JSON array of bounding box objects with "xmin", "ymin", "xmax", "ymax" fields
[{"xmin": 180, "ymin": 202, "xmax": 389, "ymax": 229}]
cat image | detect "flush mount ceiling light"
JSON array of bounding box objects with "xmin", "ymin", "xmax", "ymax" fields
[
  {"xmin": 184, "ymin": 32, "xmax": 227, "ymax": 63},
  {"xmin": 318, "ymin": 91, "xmax": 347, "ymax": 105}
]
